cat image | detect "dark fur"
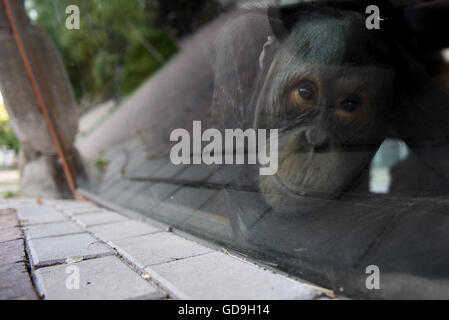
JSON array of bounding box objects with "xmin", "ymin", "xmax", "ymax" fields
[{"xmin": 254, "ymin": 6, "xmax": 396, "ymax": 215}]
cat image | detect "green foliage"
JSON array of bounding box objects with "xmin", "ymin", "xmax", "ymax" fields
[
  {"xmin": 2, "ymin": 190, "xmax": 18, "ymax": 199},
  {"xmin": 0, "ymin": 121, "xmax": 19, "ymax": 153},
  {"xmin": 26, "ymin": 0, "xmax": 178, "ymax": 103},
  {"xmin": 94, "ymin": 154, "xmax": 108, "ymax": 172},
  {"xmin": 120, "ymin": 28, "xmax": 178, "ymax": 95}
]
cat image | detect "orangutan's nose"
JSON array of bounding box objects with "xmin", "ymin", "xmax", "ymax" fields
[{"xmin": 305, "ymin": 127, "xmax": 329, "ymax": 149}]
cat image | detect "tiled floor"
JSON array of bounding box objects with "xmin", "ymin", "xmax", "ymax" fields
[{"xmin": 0, "ymin": 197, "xmax": 333, "ymax": 300}]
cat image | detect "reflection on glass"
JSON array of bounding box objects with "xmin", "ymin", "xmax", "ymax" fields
[{"xmin": 3, "ymin": 0, "xmax": 449, "ymax": 298}]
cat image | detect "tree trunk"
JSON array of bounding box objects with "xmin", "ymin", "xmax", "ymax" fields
[{"xmin": 0, "ymin": 0, "xmax": 83, "ymax": 198}]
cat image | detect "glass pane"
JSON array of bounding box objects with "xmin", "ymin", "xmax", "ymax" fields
[{"xmin": 1, "ymin": 0, "xmax": 448, "ymax": 298}]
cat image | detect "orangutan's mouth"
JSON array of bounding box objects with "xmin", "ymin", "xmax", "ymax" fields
[
  {"xmin": 265, "ymin": 169, "xmax": 339, "ymax": 200},
  {"xmin": 264, "ymin": 172, "xmax": 315, "ymax": 199},
  {"xmin": 267, "ymin": 149, "xmax": 319, "ymax": 198}
]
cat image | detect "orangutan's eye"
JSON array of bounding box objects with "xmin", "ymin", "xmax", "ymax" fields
[
  {"xmin": 336, "ymin": 95, "xmax": 363, "ymax": 120},
  {"xmin": 339, "ymin": 97, "xmax": 362, "ymax": 112},
  {"xmin": 291, "ymin": 81, "xmax": 317, "ymax": 107}
]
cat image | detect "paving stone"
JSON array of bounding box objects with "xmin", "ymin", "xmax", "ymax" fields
[
  {"xmin": 151, "ymin": 201, "xmax": 196, "ymax": 226},
  {"xmin": 206, "ymin": 165, "xmax": 242, "ymax": 185},
  {"xmin": 0, "ymin": 227, "xmax": 22, "ymax": 243},
  {"xmin": 182, "ymin": 211, "xmax": 233, "ymax": 243},
  {"xmin": 147, "ymin": 252, "xmax": 324, "ymax": 300},
  {"xmin": 74, "ymin": 211, "xmax": 128, "ymax": 228},
  {"xmin": 145, "ymin": 183, "xmax": 180, "ymax": 203},
  {"xmin": 127, "ymin": 158, "xmax": 168, "ymax": 178},
  {"xmin": 165, "ymin": 187, "xmax": 217, "ymax": 210},
  {"xmin": 34, "ymin": 256, "xmax": 165, "ymax": 300},
  {"xmin": 248, "ymin": 201, "xmax": 396, "ymax": 269},
  {"xmin": 98, "ymin": 176, "xmax": 122, "ymax": 194},
  {"xmin": 155, "ymin": 187, "xmax": 217, "ymax": 219},
  {"xmin": 102, "ymin": 142, "xmax": 127, "ymax": 161},
  {"xmin": 359, "ymin": 209, "xmax": 449, "ymax": 291},
  {"xmin": 110, "ymin": 232, "xmax": 212, "ymax": 268},
  {"xmin": 88, "ymin": 220, "xmax": 161, "ymax": 242},
  {"xmin": 99, "ymin": 180, "xmax": 131, "ymax": 201},
  {"xmin": 107, "ymin": 180, "xmax": 135, "ymax": 197},
  {"xmin": 126, "ymin": 191, "xmax": 155, "ymax": 214},
  {"xmin": 0, "ymin": 205, "xmax": 15, "ymax": 210},
  {"xmin": 146, "ymin": 159, "xmax": 186, "ymax": 180},
  {"xmin": 1, "ymin": 203, "xmax": 35, "ymax": 211},
  {"xmin": 17, "ymin": 206, "xmax": 67, "ymax": 225},
  {"xmin": 24, "ymin": 221, "xmax": 85, "ymax": 240},
  {"xmin": 113, "ymin": 181, "xmax": 149, "ymax": 207},
  {"xmin": 206, "ymin": 165, "xmax": 258, "ymax": 190},
  {"xmin": 123, "ymin": 137, "xmax": 146, "ymax": 153},
  {"xmin": 0, "ymin": 239, "xmax": 25, "ymax": 265},
  {"xmin": 54, "ymin": 201, "xmax": 97, "ymax": 210},
  {"xmin": 174, "ymin": 164, "xmax": 220, "ymax": 182},
  {"xmin": 0, "ymin": 208, "xmax": 16, "ymax": 216},
  {"xmin": 128, "ymin": 183, "xmax": 179, "ymax": 214},
  {"xmin": 45, "ymin": 200, "xmax": 85, "ymax": 207},
  {"xmin": 0, "ymin": 212, "xmax": 19, "ymax": 229},
  {"xmin": 28, "ymin": 233, "xmax": 111, "ymax": 267},
  {"xmin": 103, "ymin": 154, "xmax": 127, "ymax": 181},
  {"xmin": 62, "ymin": 206, "xmax": 104, "ymax": 217},
  {"xmin": 123, "ymin": 150, "xmax": 147, "ymax": 173},
  {"xmin": 99, "ymin": 175, "xmax": 122, "ymax": 192},
  {"xmin": 198, "ymin": 189, "xmax": 270, "ymax": 231},
  {"xmin": 149, "ymin": 187, "xmax": 218, "ymax": 226},
  {"xmin": 0, "ymin": 263, "xmax": 37, "ymax": 300}
]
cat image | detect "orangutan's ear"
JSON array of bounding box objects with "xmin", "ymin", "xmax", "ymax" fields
[{"xmin": 259, "ymin": 36, "xmax": 276, "ymax": 71}]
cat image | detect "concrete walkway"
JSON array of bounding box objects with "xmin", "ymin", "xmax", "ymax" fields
[
  {"xmin": 0, "ymin": 197, "xmax": 334, "ymax": 300},
  {"xmin": 0, "ymin": 207, "xmax": 37, "ymax": 299}
]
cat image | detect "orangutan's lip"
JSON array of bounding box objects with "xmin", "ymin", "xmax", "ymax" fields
[
  {"xmin": 274, "ymin": 173, "xmax": 307, "ymax": 196},
  {"xmin": 268, "ymin": 173, "xmax": 333, "ymax": 200},
  {"xmin": 268, "ymin": 173, "xmax": 310, "ymax": 199}
]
